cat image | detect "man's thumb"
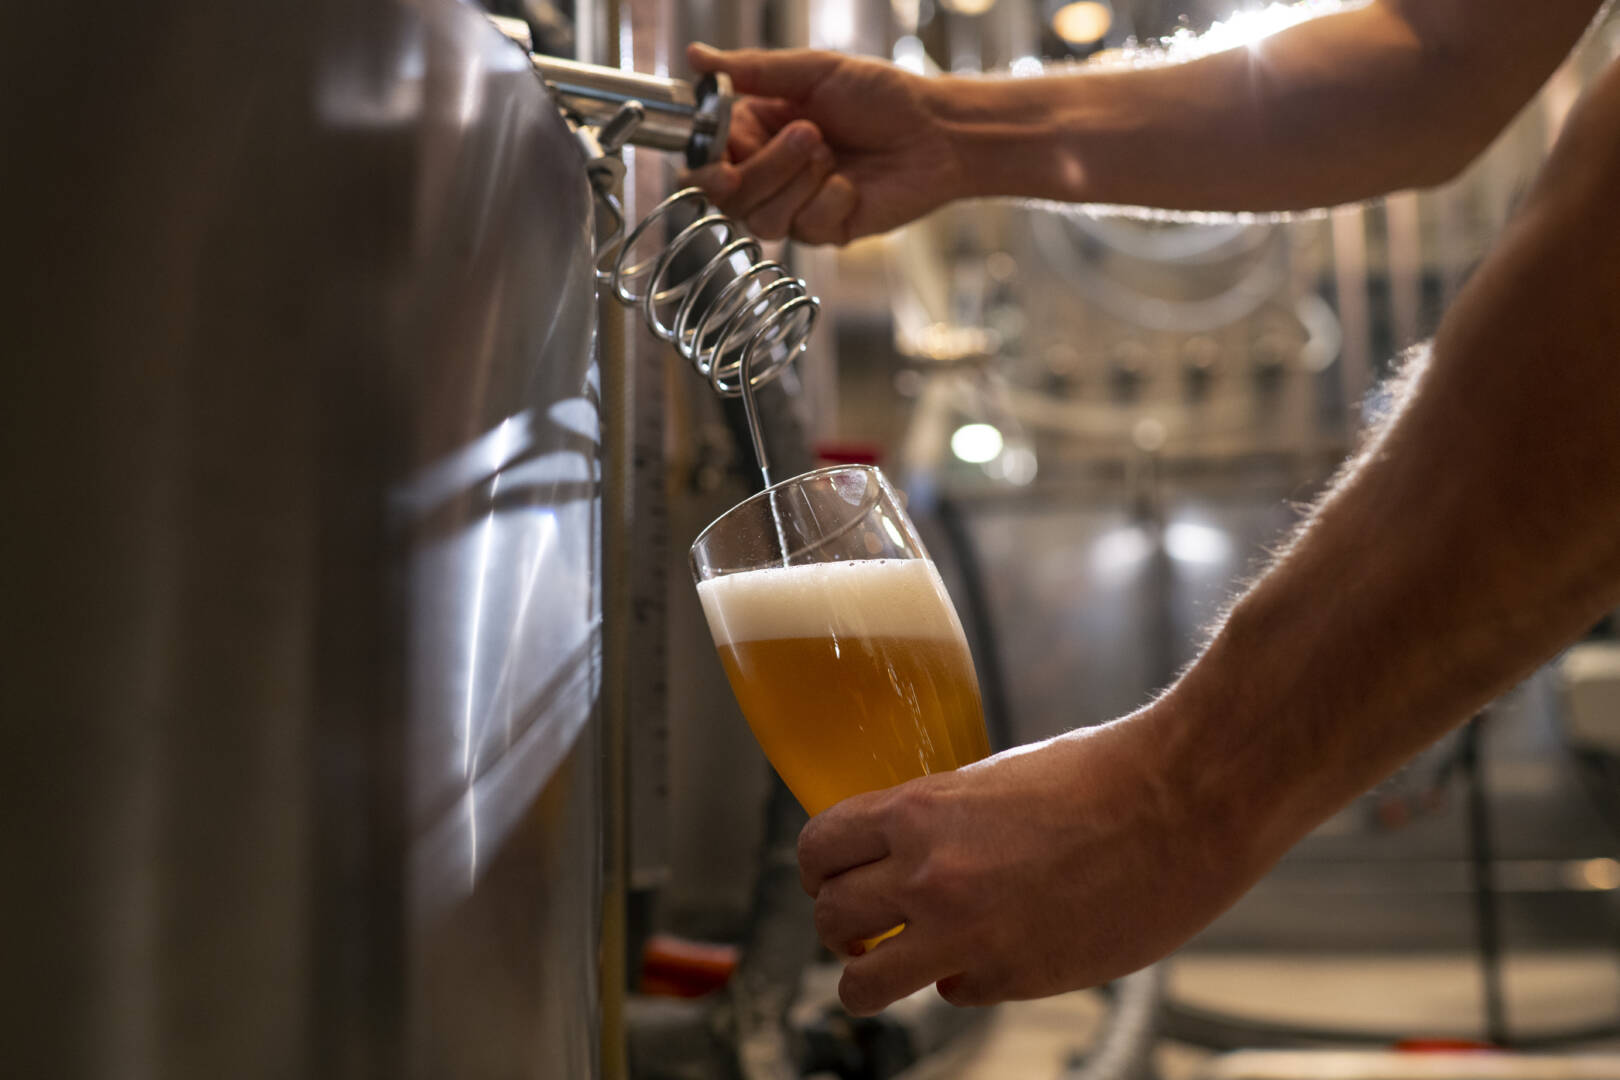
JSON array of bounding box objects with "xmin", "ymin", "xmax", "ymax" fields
[{"xmin": 688, "ymin": 43, "xmax": 837, "ymax": 100}]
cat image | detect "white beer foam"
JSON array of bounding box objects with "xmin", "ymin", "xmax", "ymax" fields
[{"xmin": 698, "ymin": 559, "xmax": 965, "ymax": 646}]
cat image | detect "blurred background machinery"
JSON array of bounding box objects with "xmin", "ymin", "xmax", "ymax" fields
[
  {"xmin": 610, "ymin": 0, "xmax": 1620, "ymax": 1077},
  {"xmin": 8, "ymin": 0, "xmax": 1620, "ymax": 1078}
]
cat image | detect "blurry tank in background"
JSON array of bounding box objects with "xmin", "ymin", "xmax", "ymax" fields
[{"xmin": 6, "ymin": 1, "xmax": 604, "ymax": 1075}]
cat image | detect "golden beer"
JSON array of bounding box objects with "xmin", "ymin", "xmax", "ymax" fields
[{"xmin": 698, "ymin": 558, "xmax": 989, "ymax": 815}]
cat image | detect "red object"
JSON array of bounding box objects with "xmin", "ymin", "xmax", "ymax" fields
[
  {"xmin": 1394, "ymin": 1038, "xmax": 1500, "ymax": 1053},
  {"xmin": 814, "ymin": 441, "xmax": 884, "ymax": 467},
  {"xmin": 638, "ymin": 934, "xmax": 740, "ymax": 998}
]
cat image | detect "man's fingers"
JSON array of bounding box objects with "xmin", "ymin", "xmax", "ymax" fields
[
  {"xmin": 725, "ymin": 98, "xmax": 801, "ymax": 161},
  {"xmin": 812, "ymin": 864, "xmax": 908, "ymax": 956},
  {"xmin": 726, "ymin": 120, "xmax": 823, "ymax": 218},
  {"xmin": 790, "ymin": 174, "xmax": 858, "ymax": 246},
  {"xmin": 799, "ymin": 789, "xmax": 891, "ymax": 897},
  {"xmin": 681, "ymin": 161, "xmax": 740, "ymax": 204},
  {"xmin": 684, "ymin": 98, "xmax": 797, "ymax": 195},
  {"xmin": 838, "ymin": 929, "xmax": 961, "ymax": 1017},
  {"xmin": 747, "ymin": 143, "xmax": 835, "ymax": 240},
  {"xmin": 689, "ymin": 42, "xmax": 839, "ymax": 101}
]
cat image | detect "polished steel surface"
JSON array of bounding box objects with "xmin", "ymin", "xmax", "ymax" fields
[
  {"xmin": 6, "ymin": 1, "xmax": 602, "ymax": 1076},
  {"xmin": 532, "ymin": 55, "xmax": 732, "ymax": 164}
]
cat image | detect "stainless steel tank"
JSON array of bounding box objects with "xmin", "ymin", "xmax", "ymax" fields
[{"xmin": 4, "ymin": 1, "xmax": 603, "ymax": 1076}]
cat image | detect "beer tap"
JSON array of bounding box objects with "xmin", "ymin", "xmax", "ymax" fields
[{"xmin": 490, "ymin": 15, "xmax": 821, "ymax": 486}]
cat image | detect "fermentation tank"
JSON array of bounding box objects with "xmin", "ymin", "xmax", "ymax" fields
[{"xmin": 7, "ymin": 1, "xmax": 605, "ymax": 1075}]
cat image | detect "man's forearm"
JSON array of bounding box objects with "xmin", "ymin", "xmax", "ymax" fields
[
  {"xmin": 1150, "ymin": 59, "xmax": 1620, "ymax": 872},
  {"xmin": 930, "ymin": 0, "xmax": 1603, "ymax": 211}
]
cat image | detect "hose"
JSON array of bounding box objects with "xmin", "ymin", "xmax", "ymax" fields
[{"xmin": 1062, "ymin": 965, "xmax": 1167, "ymax": 1080}]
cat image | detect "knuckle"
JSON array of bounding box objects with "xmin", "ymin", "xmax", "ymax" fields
[
  {"xmin": 704, "ymin": 185, "xmax": 742, "ymax": 214},
  {"xmin": 885, "ymin": 782, "xmax": 938, "ymax": 832},
  {"xmin": 747, "ymin": 211, "xmax": 787, "ymax": 241},
  {"xmin": 907, "ymin": 854, "xmax": 985, "ymax": 927},
  {"xmin": 903, "ymin": 855, "xmax": 944, "ymax": 905},
  {"xmin": 791, "ymin": 221, "xmax": 832, "ymax": 246},
  {"xmin": 811, "ymin": 894, "xmax": 841, "ymax": 943},
  {"xmin": 796, "ymin": 836, "xmax": 822, "ymax": 896},
  {"xmin": 767, "ymin": 140, "xmax": 808, "ymax": 174},
  {"xmin": 796, "ymin": 818, "xmax": 819, "ymax": 857}
]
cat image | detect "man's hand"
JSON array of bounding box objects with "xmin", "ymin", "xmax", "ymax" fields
[
  {"xmin": 799, "ymin": 50, "xmax": 1620, "ymax": 1019},
  {"xmin": 683, "ymin": 43, "xmax": 966, "ymax": 245},
  {"xmin": 686, "ymin": 0, "xmax": 1605, "ymax": 219},
  {"xmin": 797, "ymin": 711, "xmax": 1269, "ymax": 1015}
]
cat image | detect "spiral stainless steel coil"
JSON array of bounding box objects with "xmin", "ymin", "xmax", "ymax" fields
[{"xmin": 600, "ymin": 186, "xmax": 821, "ymax": 400}]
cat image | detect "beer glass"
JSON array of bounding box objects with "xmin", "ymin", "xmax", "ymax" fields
[{"xmin": 690, "ymin": 465, "xmax": 989, "ymax": 817}]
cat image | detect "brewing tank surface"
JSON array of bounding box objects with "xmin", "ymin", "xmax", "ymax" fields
[{"xmin": 4, "ymin": 0, "xmax": 603, "ymax": 1076}]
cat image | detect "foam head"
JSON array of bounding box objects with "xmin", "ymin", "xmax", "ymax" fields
[{"xmin": 697, "ymin": 558, "xmax": 965, "ymax": 646}]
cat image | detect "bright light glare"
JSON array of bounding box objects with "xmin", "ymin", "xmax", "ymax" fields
[
  {"xmin": 951, "ymin": 423, "xmax": 1004, "ymax": 463},
  {"xmin": 881, "ymin": 515, "xmax": 908, "ymax": 550},
  {"xmin": 1165, "ymin": 522, "xmax": 1231, "ymax": 565},
  {"xmin": 1163, "ymin": 1, "xmax": 1351, "ymax": 59},
  {"xmin": 811, "ymin": 0, "xmax": 858, "ymax": 50},
  {"xmin": 1052, "ymin": 1, "xmax": 1112, "ymax": 44},
  {"xmin": 986, "ymin": 446, "xmax": 1037, "ymax": 485},
  {"xmin": 997, "ymin": 446, "xmax": 1038, "ymax": 486},
  {"xmin": 1091, "ymin": 525, "xmax": 1152, "ymax": 581},
  {"xmin": 893, "ymin": 34, "xmax": 928, "ymax": 75},
  {"xmin": 941, "ymin": 0, "xmax": 998, "ymax": 14},
  {"xmin": 1575, "ymin": 857, "xmax": 1620, "ymax": 891}
]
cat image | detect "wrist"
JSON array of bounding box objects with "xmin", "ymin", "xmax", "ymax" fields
[
  {"xmin": 1136, "ymin": 629, "xmax": 1326, "ymax": 885},
  {"xmin": 921, "ymin": 75, "xmax": 1076, "ymax": 203}
]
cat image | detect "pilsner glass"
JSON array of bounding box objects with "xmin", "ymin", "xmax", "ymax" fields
[{"xmin": 690, "ymin": 465, "xmax": 989, "ymax": 818}]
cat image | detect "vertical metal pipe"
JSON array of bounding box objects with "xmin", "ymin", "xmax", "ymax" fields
[
  {"xmin": 576, "ymin": 0, "xmax": 615, "ymax": 71},
  {"xmin": 598, "ymin": 245, "xmax": 633, "ymax": 1080},
  {"xmin": 1434, "ymin": 180, "xmax": 1467, "ymax": 311},
  {"xmin": 1330, "ymin": 206, "xmax": 1372, "ymax": 409},
  {"xmin": 1461, "ymin": 715, "xmax": 1510, "ymax": 1046},
  {"xmin": 625, "ymin": 0, "xmax": 676, "ymax": 916},
  {"xmin": 1384, "ymin": 191, "xmax": 1422, "ymax": 351},
  {"xmin": 578, "ymin": 3, "xmax": 631, "ymax": 1077}
]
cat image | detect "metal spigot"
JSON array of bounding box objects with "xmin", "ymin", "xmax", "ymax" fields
[
  {"xmin": 487, "ymin": 14, "xmax": 732, "ymax": 168},
  {"xmin": 530, "ymin": 57, "xmax": 732, "ymax": 168}
]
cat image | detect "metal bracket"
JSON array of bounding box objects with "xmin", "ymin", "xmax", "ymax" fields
[{"xmin": 570, "ymin": 100, "xmax": 646, "ymax": 276}]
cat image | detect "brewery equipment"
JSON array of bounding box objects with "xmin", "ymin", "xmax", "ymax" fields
[
  {"xmin": 5, "ymin": 0, "xmax": 829, "ymax": 1071},
  {"xmin": 497, "ymin": 17, "xmax": 822, "ymax": 485}
]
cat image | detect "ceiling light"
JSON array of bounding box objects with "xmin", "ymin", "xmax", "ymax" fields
[
  {"xmin": 1052, "ymin": 1, "xmax": 1111, "ymax": 44},
  {"xmin": 950, "ymin": 423, "xmax": 1004, "ymax": 464},
  {"xmin": 1164, "ymin": 522, "xmax": 1231, "ymax": 565}
]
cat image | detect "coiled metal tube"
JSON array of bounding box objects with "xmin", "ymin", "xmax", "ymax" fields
[{"xmin": 598, "ymin": 186, "xmax": 820, "ymax": 484}]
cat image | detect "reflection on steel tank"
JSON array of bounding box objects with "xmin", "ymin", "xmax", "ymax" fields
[{"xmin": 6, "ymin": 2, "xmax": 604, "ymax": 1076}]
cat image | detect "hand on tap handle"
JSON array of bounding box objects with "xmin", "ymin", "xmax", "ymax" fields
[
  {"xmin": 688, "ymin": 0, "xmax": 1607, "ymax": 239},
  {"xmin": 682, "ymin": 43, "xmax": 966, "ymax": 245}
]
